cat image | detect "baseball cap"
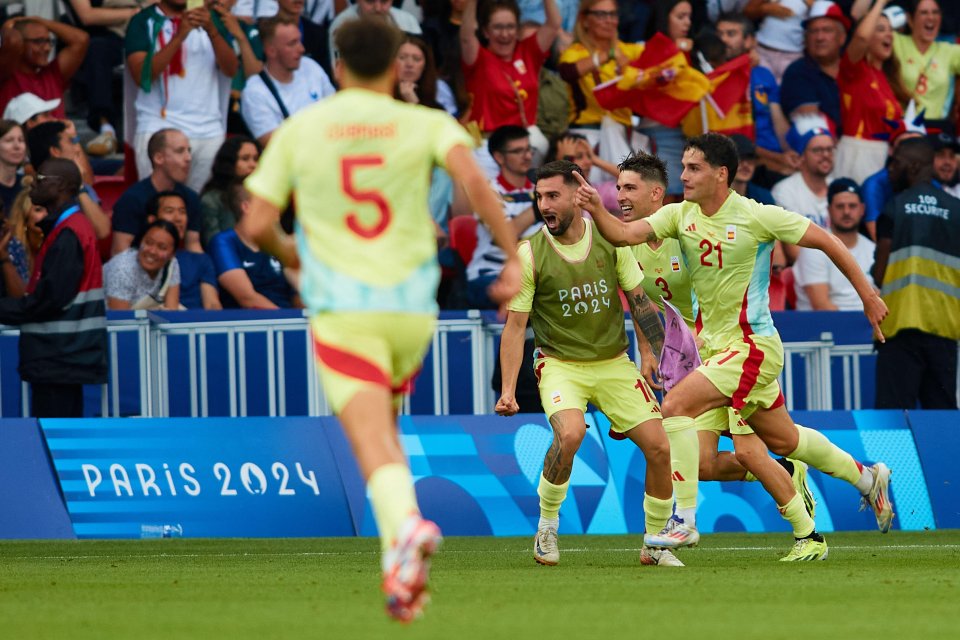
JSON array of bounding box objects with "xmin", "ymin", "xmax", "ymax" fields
[
  {"xmin": 827, "ymin": 177, "xmax": 862, "ymax": 204},
  {"xmin": 2, "ymin": 93, "xmax": 61, "ymax": 125},
  {"xmin": 786, "ymin": 123, "xmax": 833, "ymax": 155},
  {"xmin": 730, "ymin": 133, "xmax": 757, "ymax": 159},
  {"xmin": 803, "ymin": 1, "xmax": 852, "ymax": 31}
]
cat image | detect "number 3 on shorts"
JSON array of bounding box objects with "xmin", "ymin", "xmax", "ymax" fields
[{"xmin": 342, "ymin": 155, "xmax": 392, "ymax": 239}]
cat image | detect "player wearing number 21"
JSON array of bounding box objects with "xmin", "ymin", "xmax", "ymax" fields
[
  {"xmin": 240, "ymin": 17, "xmax": 521, "ymax": 623},
  {"xmin": 577, "ymin": 133, "xmax": 897, "ymax": 561},
  {"xmin": 497, "ymin": 160, "xmax": 696, "ymax": 569}
]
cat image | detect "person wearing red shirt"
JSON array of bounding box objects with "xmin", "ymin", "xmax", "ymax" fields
[
  {"xmin": 0, "ymin": 16, "xmax": 89, "ymax": 120},
  {"xmin": 460, "ymin": 0, "xmax": 560, "ymax": 176},
  {"xmin": 835, "ymin": 0, "xmax": 910, "ymax": 183}
]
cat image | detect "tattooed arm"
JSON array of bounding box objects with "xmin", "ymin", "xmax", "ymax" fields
[{"xmin": 627, "ymin": 285, "xmax": 665, "ymax": 390}]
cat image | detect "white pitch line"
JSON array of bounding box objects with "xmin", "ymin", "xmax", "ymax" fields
[{"xmin": 2, "ymin": 543, "xmax": 959, "ymax": 561}]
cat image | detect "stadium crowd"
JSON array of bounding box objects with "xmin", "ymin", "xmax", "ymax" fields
[{"xmin": 0, "ymin": 0, "xmax": 957, "ymax": 402}]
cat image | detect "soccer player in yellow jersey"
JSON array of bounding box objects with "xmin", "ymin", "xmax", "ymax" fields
[
  {"xmin": 240, "ymin": 18, "xmax": 521, "ymax": 622},
  {"xmin": 578, "ymin": 133, "xmax": 895, "ymax": 562},
  {"xmin": 496, "ymin": 160, "xmax": 693, "ymax": 568},
  {"xmin": 616, "ymin": 150, "xmax": 815, "ymax": 543}
]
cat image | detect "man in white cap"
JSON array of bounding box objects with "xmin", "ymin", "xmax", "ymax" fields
[{"xmin": 2, "ymin": 92, "xmax": 60, "ymax": 129}]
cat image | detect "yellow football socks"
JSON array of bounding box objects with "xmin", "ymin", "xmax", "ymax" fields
[
  {"xmin": 664, "ymin": 416, "xmax": 699, "ymax": 524},
  {"xmin": 644, "ymin": 492, "xmax": 674, "ymax": 534},
  {"xmin": 778, "ymin": 492, "xmax": 815, "ymax": 539},
  {"xmin": 368, "ymin": 463, "xmax": 419, "ymax": 552},
  {"xmin": 789, "ymin": 424, "xmax": 861, "ymax": 485},
  {"xmin": 538, "ymin": 474, "xmax": 569, "ymax": 519}
]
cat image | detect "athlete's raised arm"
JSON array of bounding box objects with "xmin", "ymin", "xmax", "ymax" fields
[
  {"xmin": 572, "ymin": 172, "xmax": 656, "ymax": 247},
  {"xmin": 796, "ymin": 222, "xmax": 888, "ymax": 342},
  {"xmin": 446, "ymin": 143, "xmax": 521, "ymax": 313}
]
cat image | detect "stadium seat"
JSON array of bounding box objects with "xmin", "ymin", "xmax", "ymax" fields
[
  {"xmin": 91, "ymin": 175, "xmax": 132, "ymax": 262},
  {"xmin": 448, "ymin": 215, "xmax": 478, "ymax": 266}
]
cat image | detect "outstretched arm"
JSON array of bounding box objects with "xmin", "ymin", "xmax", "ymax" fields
[
  {"xmin": 495, "ymin": 309, "xmax": 530, "ymax": 416},
  {"xmin": 625, "ymin": 285, "xmax": 664, "ymax": 390},
  {"xmin": 573, "ymin": 171, "xmax": 656, "ymax": 246},
  {"xmin": 796, "ymin": 223, "xmax": 888, "ymax": 341},
  {"xmin": 459, "ymin": 0, "xmax": 481, "ymax": 67}
]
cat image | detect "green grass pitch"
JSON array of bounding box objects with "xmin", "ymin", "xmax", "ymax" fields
[{"xmin": 2, "ymin": 530, "xmax": 958, "ymax": 639}]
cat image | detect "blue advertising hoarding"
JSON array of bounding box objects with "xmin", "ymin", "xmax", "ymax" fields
[
  {"xmin": 40, "ymin": 418, "xmax": 356, "ymax": 539},
  {"xmin": 6, "ymin": 410, "xmax": 953, "ymax": 540}
]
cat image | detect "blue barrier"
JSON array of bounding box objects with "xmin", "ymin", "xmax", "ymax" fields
[
  {"xmin": 0, "ymin": 310, "xmax": 892, "ymax": 418},
  {"xmin": 2, "ymin": 410, "xmax": 956, "ymax": 539}
]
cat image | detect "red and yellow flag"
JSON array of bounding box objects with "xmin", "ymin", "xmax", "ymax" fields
[
  {"xmin": 593, "ymin": 33, "xmax": 710, "ymax": 127},
  {"xmin": 682, "ymin": 54, "xmax": 753, "ymax": 138}
]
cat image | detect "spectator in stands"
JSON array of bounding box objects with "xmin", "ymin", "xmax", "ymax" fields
[
  {"xmin": 241, "ymin": 16, "xmax": 335, "ymax": 146},
  {"xmin": 793, "ymin": 178, "xmax": 875, "ymax": 311},
  {"xmin": 125, "ymin": 0, "xmax": 239, "ymax": 191},
  {"xmin": 874, "ymin": 136, "xmax": 960, "ymax": 409},
  {"xmin": 423, "ymin": 0, "xmax": 467, "ymax": 83},
  {"xmin": 329, "ymin": 0, "xmax": 422, "ymax": 64},
  {"xmin": 466, "ymin": 125, "xmax": 540, "ymax": 308},
  {"xmin": 556, "ymin": 0, "xmax": 648, "ymax": 179},
  {"xmin": 744, "ymin": 0, "xmax": 808, "ymax": 83},
  {"xmin": 730, "ymin": 134, "xmax": 775, "ymax": 205},
  {"xmin": 861, "ymin": 112, "xmax": 927, "ymax": 240},
  {"xmin": 715, "ymin": 12, "xmax": 796, "ymax": 180},
  {"xmin": 0, "ymin": 179, "xmax": 44, "ymax": 298},
  {"xmin": 104, "ymin": 218, "xmax": 181, "ymax": 310},
  {"xmin": 267, "ymin": 0, "xmax": 333, "ymax": 75},
  {"xmin": 0, "ymin": 16, "xmax": 90, "ymax": 120},
  {"xmin": 26, "ymin": 121, "xmax": 111, "ymax": 239},
  {"xmin": 395, "ymin": 34, "xmax": 458, "ymax": 116},
  {"xmin": 146, "ymin": 190, "xmax": 221, "ymax": 310},
  {"xmin": 638, "ymin": 0, "xmax": 694, "ymax": 197},
  {"xmin": 0, "ymin": 119, "xmax": 26, "ymax": 217},
  {"xmin": 460, "ymin": 0, "xmax": 560, "ymax": 175},
  {"xmin": 929, "ymin": 126, "xmax": 960, "ymax": 198},
  {"xmin": 546, "ymin": 131, "xmax": 619, "ymax": 213},
  {"xmin": 835, "ymin": 0, "xmax": 908, "ymax": 184},
  {"xmin": 780, "ymin": 1, "xmax": 848, "ymax": 134},
  {"xmin": 215, "ymin": 0, "xmax": 265, "ymax": 137},
  {"xmin": 1, "ymin": 92, "xmax": 59, "ymax": 130},
  {"xmin": 64, "ymin": 0, "xmax": 142, "ymax": 157},
  {"xmin": 893, "ymin": 0, "xmax": 960, "ymax": 121},
  {"xmin": 201, "ymin": 135, "xmax": 260, "ymax": 247},
  {"xmin": 112, "ymin": 128, "xmax": 204, "ymax": 255},
  {"xmin": 209, "ymin": 186, "xmax": 300, "ymax": 309},
  {"xmin": 0, "ymin": 158, "xmax": 107, "ymax": 418},
  {"xmin": 773, "ymin": 118, "xmax": 835, "ymax": 263}
]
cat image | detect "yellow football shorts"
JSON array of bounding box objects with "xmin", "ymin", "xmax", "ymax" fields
[
  {"xmin": 534, "ymin": 351, "xmax": 662, "ymax": 434},
  {"xmin": 310, "ymin": 311, "xmax": 436, "ymax": 414},
  {"xmin": 697, "ymin": 333, "xmax": 786, "ymax": 422}
]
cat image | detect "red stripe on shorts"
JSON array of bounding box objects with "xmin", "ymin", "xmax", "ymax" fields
[
  {"xmin": 313, "ymin": 338, "xmax": 391, "ymax": 388},
  {"xmin": 732, "ymin": 290, "xmax": 764, "ymax": 410}
]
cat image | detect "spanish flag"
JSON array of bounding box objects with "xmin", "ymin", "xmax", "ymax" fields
[
  {"xmin": 682, "ymin": 54, "xmax": 753, "ymax": 138},
  {"xmin": 592, "ymin": 33, "xmax": 711, "ymax": 127}
]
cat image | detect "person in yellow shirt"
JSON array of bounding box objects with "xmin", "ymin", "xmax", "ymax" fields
[
  {"xmin": 556, "ymin": 0, "xmax": 647, "ymax": 177},
  {"xmin": 240, "ymin": 17, "xmax": 521, "ymax": 623}
]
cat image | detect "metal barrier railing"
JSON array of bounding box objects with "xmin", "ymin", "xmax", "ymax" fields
[{"xmin": 1, "ymin": 317, "xmax": 883, "ymax": 417}]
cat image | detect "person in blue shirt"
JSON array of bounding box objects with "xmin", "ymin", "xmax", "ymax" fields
[
  {"xmin": 208, "ymin": 185, "xmax": 300, "ymax": 309},
  {"xmin": 146, "ymin": 191, "xmax": 221, "ymax": 310}
]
